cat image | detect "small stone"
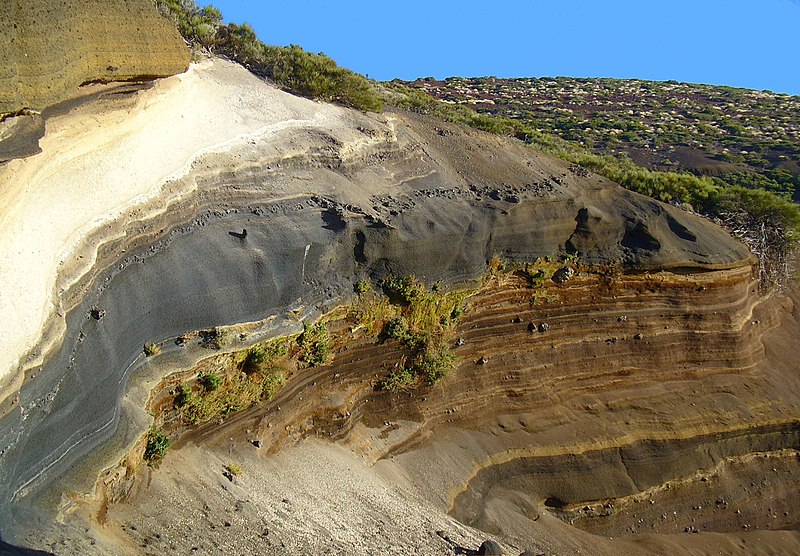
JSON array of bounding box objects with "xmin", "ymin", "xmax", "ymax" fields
[
  {"xmin": 539, "ymin": 322, "xmax": 549, "ymax": 332},
  {"xmin": 478, "ymin": 356, "xmax": 489, "ymax": 365},
  {"xmin": 551, "ymin": 266, "xmax": 576, "ymax": 284}
]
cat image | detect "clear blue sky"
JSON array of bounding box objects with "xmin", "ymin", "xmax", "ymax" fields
[{"xmin": 209, "ymin": 0, "xmax": 800, "ymax": 95}]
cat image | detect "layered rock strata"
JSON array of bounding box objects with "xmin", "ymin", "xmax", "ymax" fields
[
  {"xmin": 0, "ymin": 0, "xmax": 190, "ymax": 115},
  {"xmin": 0, "ymin": 59, "xmax": 777, "ymax": 553}
]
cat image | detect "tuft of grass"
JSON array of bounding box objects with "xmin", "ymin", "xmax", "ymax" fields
[
  {"xmin": 225, "ymin": 462, "xmax": 242, "ymax": 477},
  {"xmin": 351, "ymin": 289, "xmax": 399, "ymax": 336},
  {"xmin": 143, "ymin": 342, "xmax": 161, "ymax": 357}
]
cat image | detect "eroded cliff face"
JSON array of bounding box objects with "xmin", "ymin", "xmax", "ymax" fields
[
  {"xmin": 0, "ymin": 59, "xmax": 793, "ymax": 555},
  {"xmin": 0, "ymin": 0, "xmax": 189, "ymax": 115}
]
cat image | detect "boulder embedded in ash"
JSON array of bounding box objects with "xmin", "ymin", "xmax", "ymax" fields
[
  {"xmin": 551, "ymin": 266, "xmax": 575, "ymax": 284},
  {"xmin": 89, "ymin": 307, "xmax": 105, "ymax": 320},
  {"xmin": 478, "ymin": 539, "xmax": 504, "ymax": 555}
]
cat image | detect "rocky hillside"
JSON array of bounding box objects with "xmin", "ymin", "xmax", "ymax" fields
[
  {"xmin": 397, "ymin": 77, "xmax": 800, "ymax": 199},
  {"xmin": 0, "ymin": 0, "xmax": 189, "ymax": 116}
]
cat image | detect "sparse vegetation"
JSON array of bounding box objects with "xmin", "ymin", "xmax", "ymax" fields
[
  {"xmin": 143, "ymin": 428, "xmax": 171, "ymax": 465},
  {"xmin": 180, "ymin": 361, "xmax": 286, "ymax": 425},
  {"xmin": 174, "ymin": 383, "xmax": 193, "ymax": 408},
  {"xmin": 351, "ymin": 284, "xmax": 399, "ymax": 336},
  {"xmin": 396, "ymin": 76, "xmax": 800, "ymax": 199},
  {"xmin": 143, "ymin": 342, "xmax": 161, "ymax": 357},
  {"xmin": 386, "ymin": 82, "xmax": 800, "ymax": 282}
]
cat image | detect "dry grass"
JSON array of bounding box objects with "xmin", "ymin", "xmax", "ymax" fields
[{"xmin": 351, "ymin": 289, "xmax": 399, "ymax": 336}]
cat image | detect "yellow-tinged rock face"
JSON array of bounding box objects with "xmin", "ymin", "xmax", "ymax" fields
[{"xmin": 0, "ymin": 0, "xmax": 191, "ymax": 115}]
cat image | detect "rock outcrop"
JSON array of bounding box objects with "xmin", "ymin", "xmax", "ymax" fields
[{"xmin": 0, "ymin": 0, "xmax": 190, "ymax": 115}]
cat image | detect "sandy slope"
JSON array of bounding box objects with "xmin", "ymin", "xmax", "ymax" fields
[{"xmin": 0, "ymin": 59, "xmax": 347, "ymax": 393}]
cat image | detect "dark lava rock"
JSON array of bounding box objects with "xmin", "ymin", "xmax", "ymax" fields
[
  {"xmin": 478, "ymin": 539, "xmax": 504, "ymax": 555},
  {"xmin": 89, "ymin": 307, "xmax": 105, "ymax": 320},
  {"xmin": 539, "ymin": 322, "xmax": 550, "ymax": 332}
]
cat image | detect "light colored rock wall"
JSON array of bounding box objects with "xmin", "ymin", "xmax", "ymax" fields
[{"xmin": 0, "ymin": 0, "xmax": 190, "ymax": 114}]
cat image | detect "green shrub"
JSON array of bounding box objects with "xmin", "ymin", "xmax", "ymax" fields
[
  {"xmin": 414, "ymin": 343, "xmax": 457, "ymax": 385},
  {"xmin": 199, "ymin": 371, "xmax": 223, "ymax": 391},
  {"xmin": 174, "ymin": 383, "xmax": 193, "ymax": 408},
  {"xmin": 144, "ymin": 428, "xmax": 171, "ymax": 465},
  {"xmin": 378, "ymin": 366, "xmax": 416, "ymax": 391},
  {"xmin": 155, "ymin": 1, "xmax": 383, "ymax": 111},
  {"xmin": 298, "ymin": 321, "xmax": 332, "ymax": 367},
  {"xmin": 382, "ymin": 275, "xmax": 421, "ymax": 304},
  {"xmin": 385, "ymin": 315, "xmax": 413, "ymax": 343},
  {"xmin": 143, "ymin": 342, "xmax": 161, "ymax": 357}
]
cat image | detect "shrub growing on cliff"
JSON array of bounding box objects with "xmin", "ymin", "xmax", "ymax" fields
[
  {"xmin": 199, "ymin": 371, "xmax": 223, "ymax": 391},
  {"xmin": 144, "ymin": 428, "xmax": 171, "ymax": 465},
  {"xmin": 174, "ymin": 383, "xmax": 193, "ymax": 408},
  {"xmin": 242, "ymin": 339, "xmax": 288, "ymax": 374},
  {"xmin": 298, "ymin": 321, "xmax": 332, "ymax": 367}
]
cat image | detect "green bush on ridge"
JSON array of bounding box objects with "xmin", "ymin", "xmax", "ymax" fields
[{"xmin": 153, "ymin": 1, "xmax": 383, "ymax": 111}]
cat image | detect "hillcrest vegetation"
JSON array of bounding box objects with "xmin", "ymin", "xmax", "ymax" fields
[{"xmin": 152, "ymin": 0, "xmax": 383, "ymax": 111}]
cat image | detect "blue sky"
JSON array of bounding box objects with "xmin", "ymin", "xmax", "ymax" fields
[{"xmin": 210, "ymin": 0, "xmax": 800, "ymax": 95}]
